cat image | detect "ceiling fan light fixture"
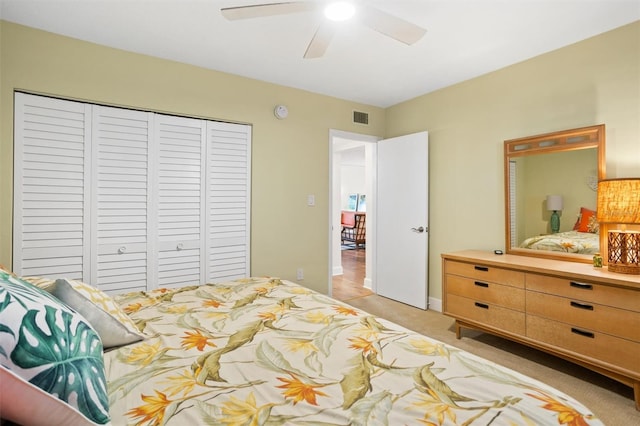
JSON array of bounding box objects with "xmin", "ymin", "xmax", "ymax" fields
[{"xmin": 324, "ymin": 1, "xmax": 355, "ymax": 22}]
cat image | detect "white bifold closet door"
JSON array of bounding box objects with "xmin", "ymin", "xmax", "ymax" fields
[
  {"xmin": 207, "ymin": 122, "xmax": 252, "ymax": 282},
  {"xmin": 13, "ymin": 93, "xmax": 251, "ymax": 293},
  {"xmin": 13, "ymin": 95, "xmax": 92, "ymax": 281},
  {"xmin": 91, "ymin": 106, "xmax": 152, "ymax": 293},
  {"xmin": 155, "ymin": 114, "xmax": 206, "ymax": 288}
]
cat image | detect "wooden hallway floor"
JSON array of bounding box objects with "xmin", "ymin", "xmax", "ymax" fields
[{"xmin": 332, "ymin": 247, "xmax": 373, "ymax": 301}]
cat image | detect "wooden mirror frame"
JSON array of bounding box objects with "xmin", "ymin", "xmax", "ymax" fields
[{"xmin": 504, "ymin": 124, "xmax": 606, "ymax": 263}]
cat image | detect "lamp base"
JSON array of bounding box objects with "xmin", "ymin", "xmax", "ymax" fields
[
  {"xmin": 608, "ymin": 264, "xmax": 640, "ymax": 275},
  {"xmin": 550, "ymin": 211, "xmax": 560, "ymax": 233},
  {"xmin": 607, "ymin": 230, "xmax": 640, "ymax": 274}
]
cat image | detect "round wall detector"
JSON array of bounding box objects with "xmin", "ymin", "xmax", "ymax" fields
[{"xmin": 274, "ymin": 105, "xmax": 289, "ymax": 119}]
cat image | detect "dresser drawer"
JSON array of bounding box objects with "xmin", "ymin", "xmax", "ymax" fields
[
  {"xmin": 526, "ymin": 274, "xmax": 640, "ymax": 312},
  {"xmin": 446, "ymin": 293, "xmax": 525, "ymax": 335},
  {"xmin": 526, "ymin": 291, "xmax": 640, "ymax": 342},
  {"xmin": 527, "ymin": 315, "xmax": 640, "ymax": 375},
  {"xmin": 445, "ymin": 261, "xmax": 525, "ymax": 288},
  {"xmin": 447, "ymin": 274, "xmax": 525, "ymax": 311}
]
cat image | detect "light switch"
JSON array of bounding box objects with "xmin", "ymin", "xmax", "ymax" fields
[{"xmin": 307, "ymin": 194, "xmax": 315, "ymax": 206}]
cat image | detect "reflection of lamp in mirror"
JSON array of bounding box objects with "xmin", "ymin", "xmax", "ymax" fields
[
  {"xmin": 546, "ymin": 195, "xmax": 563, "ymax": 233},
  {"xmin": 597, "ymin": 178, "xmax": 640, "ymax": 274}
]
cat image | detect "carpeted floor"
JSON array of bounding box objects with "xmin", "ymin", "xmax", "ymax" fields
[{"xmin": 344, "ymin": 293, "xmax": 640, "ymax": 426}]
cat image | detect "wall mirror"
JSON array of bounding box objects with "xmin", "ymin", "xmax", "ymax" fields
[{"xmin": 504, "ymin": 124, "xmax": 606, "ymax": 263}]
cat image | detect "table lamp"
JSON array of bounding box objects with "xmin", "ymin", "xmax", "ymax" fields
[
  {"xmin": 597, "ymin": 178, "xmax": 640, "ymax": 274},
  {"xmin": 546, "ymin": 195, "xmax": 563, "ymax": 233}
]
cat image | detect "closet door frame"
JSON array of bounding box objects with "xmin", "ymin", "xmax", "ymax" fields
[{"xmin": 13, "ymin": 92, "xmax": 251, "ymax": 290}]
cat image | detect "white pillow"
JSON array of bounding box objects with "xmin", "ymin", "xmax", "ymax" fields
[{"xmin": 50, "ymin": 278, "xmax": 146, "ymax": 348}]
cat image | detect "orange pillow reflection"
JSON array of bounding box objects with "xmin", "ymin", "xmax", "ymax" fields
[{"xmin": 573, "ymin": 207, "xmax": 596, "ymax": 233}]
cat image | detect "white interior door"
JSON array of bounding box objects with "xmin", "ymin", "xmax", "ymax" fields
[{"xmin": 376, "ymin": 131, "xmax": 428, "ymax": 309}]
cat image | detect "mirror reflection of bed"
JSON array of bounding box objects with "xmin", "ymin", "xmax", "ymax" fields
[
  {"xmin": 519, "ymin": 232, "xmax": 599, "ymax": 254},
  {"xmin": 505, "ymin": 124, "xmax": 606, "ymax": 262}
]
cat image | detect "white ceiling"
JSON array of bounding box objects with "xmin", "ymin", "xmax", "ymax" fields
[{"xmin": 2, "ymin": 0, "xmax": 639, "ymax": 108}]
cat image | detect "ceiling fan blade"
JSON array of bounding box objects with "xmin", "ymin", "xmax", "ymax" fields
[
  {"xmin": 304, "ymin": 22, "xmax": 336, "ymax": 59},
  {"xmin": 221, "ymin": 2, "xmax": 317, "ymax": 20},
  {"xmin": 359, "ymin": 5, "xmax": 426, "ymax": 45}
]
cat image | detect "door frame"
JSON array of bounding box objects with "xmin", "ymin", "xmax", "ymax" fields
[{"xmin": 328, "ymin": 129, "xmax": 379, "ymax": 297}]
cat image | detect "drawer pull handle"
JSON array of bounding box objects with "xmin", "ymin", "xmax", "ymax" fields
[
  {"xmin": 571, "ymin": 328, "xmax": 595, "ymax": 338},
  {"xmin": 474, "ymin": 302, "xmax": 489, "ymax": 309},
  {"xmin": 474, "ymin": 266, "xmax": 489, "ymax": 272},
  {"xmin": 474, "ymin": 281, "xmax": 489, "ymax": 288},
  {"xmin": 570, "ymin": 281, "xmax": 593, "ymax": 290},
  {"xmin": 570, "ymin": 301, "xmax": 594, "ymax": 311}
]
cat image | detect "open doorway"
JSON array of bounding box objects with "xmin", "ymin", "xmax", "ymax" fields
[
  {"xmin": 330, "ymin": 130, "xmax": 430, "ymax": 308},
  {"xmin": 329, "ymin": 130, "xmax": 377, "ymax": 301}
]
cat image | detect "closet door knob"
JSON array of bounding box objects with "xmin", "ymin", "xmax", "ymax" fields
[
  {"xmin": 176, "ymin": 243, "xmax": 184, "ymax": 251},
  {"xmin": 118, "ymin": 246, "xmax": 127, "ymax": 254}
]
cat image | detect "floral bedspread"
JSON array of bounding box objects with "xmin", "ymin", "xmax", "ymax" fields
[
  {"xmin": 519, "ymin": 230, "xmax": 599, "ymax": 254},
  {"xmin": 105, "ymin": 277, "xmax": 602, "ymax": 425}
]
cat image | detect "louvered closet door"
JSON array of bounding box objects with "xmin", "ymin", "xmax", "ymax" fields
[
  {"xmin": 155, "ymin": 115, "xmax": 206, "ymax": 288},
  {"xmin": 207, "ymin": 121, "xmax": 251, "ymax": 281},
  {"xmin": 92, "ymin": 106, "xmax": 152, "ymax": 293},
  {"xmin": 13, "ymin": 93, "xmax": 91, "ymax": 280},
  {"xmin": 14, "ymin": 93, "xmax": 252, "ymax": 291}
]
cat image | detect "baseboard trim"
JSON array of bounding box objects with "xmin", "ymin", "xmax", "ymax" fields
[
  {"xmin": 363, "ymin": 277, "xmax": 372, "ymax": 289},
  {"xmin": 332, "ymin": 266, "xmax": 343, "ymax": 276},
  {"xmin": 428, "ymin": 297, "xmax": 442, "ymax": 312}
]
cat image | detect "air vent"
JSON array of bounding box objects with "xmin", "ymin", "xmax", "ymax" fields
[{"xmin": 353, "ymin": 110, "xmax": 369, "ymax": 125}]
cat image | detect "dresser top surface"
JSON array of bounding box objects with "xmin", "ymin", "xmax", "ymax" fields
[{"xmin": 442, "ymin": 250, "xmax": 640, "ymax": 290}]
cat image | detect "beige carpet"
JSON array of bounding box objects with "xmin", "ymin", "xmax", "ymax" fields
[{"xmin": 345, "ymin": 293, "xmax": 639, "ymax": 426}]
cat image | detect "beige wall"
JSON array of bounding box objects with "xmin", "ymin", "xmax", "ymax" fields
[
  {"xmin": 387, "ymin": 21, "xmax": 639, "ymax": 300},
  {"xmin": 2, "ymin": 20, "xmax": 639, "ymax": 301},
  {"xmin": 0, "ymin": 21, "xmax": 385, "ymax": 293}
]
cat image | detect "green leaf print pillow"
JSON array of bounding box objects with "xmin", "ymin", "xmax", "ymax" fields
[{"xmin": 0, "ymin": 271, "xmax": 110, "ymax": 425}]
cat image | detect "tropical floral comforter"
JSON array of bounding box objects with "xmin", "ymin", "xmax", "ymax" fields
[
  {"xmin": 519, "ymin": 230, "xmax": 599, "ymax": 254},
  {"xmin": 105, "ymin": 277, "xmax": 602, "ymax": 425}
]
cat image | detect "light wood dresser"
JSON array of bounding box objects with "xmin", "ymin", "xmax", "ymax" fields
[{"xmin": 442, "ymin": 250, "xmax": 640, "ymax": 410}]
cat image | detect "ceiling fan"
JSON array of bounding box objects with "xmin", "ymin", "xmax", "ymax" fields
[{"xmin": 221, "ymin": 1, "xmax": 427, "ymax": 59}]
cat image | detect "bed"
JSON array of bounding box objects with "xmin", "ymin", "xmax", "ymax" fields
[
  {"xmin": 1, "ymin": 271, "xmax": 604, "ymax": 425},
  {"xmin": 519, "ymin": 230, "xmax": 600, "ymax": 254}
]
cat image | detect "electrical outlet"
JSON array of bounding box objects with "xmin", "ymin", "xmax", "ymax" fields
[{"xmin": 296, "ymin": 268, "xmax": 304, "ymax": 280}]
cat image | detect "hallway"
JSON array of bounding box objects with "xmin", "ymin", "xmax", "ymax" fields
[{"xmin": 331, "ymin": 247, "xmax": 372, "ymax": 301}]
